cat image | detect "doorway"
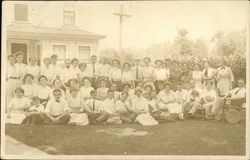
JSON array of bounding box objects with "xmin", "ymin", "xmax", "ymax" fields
[{"xmin": 11, "ymin": 43, "xmax": 28, "ymax": 64}]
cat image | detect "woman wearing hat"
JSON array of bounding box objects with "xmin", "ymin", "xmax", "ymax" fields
[
  {"xmin": 121, "ymin": 62, "xmax": 135, "ymax": 88},
  {"xmin": 192, "ymin": 63, "xmax": 203, "ymax": 89},
  {"xmin": 131, "ymin": 87, "xmax": 159, "ymax": 126},
  {"xmin": 96, "ymin": 78, "xmax": 109, "ymax": 101},
  {"xmin": 141, "ymin": 57, "xmax": 156, "ymax": 90},
  {"xmin": 109, "ymin": 59, "xmax": 122, "ymax": 91},
  {"xmin": 156, "ymin": 82, "xmax": 184, "ymax": 120},
  {"xmin": 216, "ymin": 60, "xmax": 234, "ymax": 96}
]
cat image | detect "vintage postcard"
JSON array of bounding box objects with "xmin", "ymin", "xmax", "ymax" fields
[{"xmin": 1, "ymin": 1, "xmax": 249, "ymax": 159}]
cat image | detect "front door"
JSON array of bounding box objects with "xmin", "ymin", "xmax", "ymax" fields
[{"xmin": 11, "ymin": 43, "xmax": 28, "ymax": 64}]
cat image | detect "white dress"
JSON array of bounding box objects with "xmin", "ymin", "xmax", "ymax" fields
[
  {"xmin": 6, "ymin": 64, "xmax": 21, "ymax": 107},
  {"xmin": 157, "ymin": 91, "xmax": 183, "ymax": 114},
  {"xmin": 80, "ymin": 86, "xmax": 94, "ymax": 100},
  {"xmin": 216, "ymin": 67, "xmax": 234, "ymax": 95},
  {"xmin": 26, "ymin": 65, "xmax": 40, "ymax": 83},
  {"xmin": 192, "ymin": 71, "xmax": 203, "ymax": 89},
  {"xmin": 67, "ymin": 93, "xmax": 89, "ymax": 125},
  {"xmin": 132, "ymin": 96, "xmax": 159, "ymax": 126},
  {"xmin": 21, "ymin": 83, "xmax": 38, "ymax": 100},
  {"xmin": 6, "ymin": 97, "xmax": 30, "ymax": 124}
]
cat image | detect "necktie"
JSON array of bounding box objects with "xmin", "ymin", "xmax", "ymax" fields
[
  {"xmin": 235, "ymin": 88, "xmax": 241, "ymax": 95},
  {"xmin": 204, "ymin": 69, "xmax": 208, "ymax": 77},
  {"xmin": 92, "ymin": 99, "xmax": 95, "ymax": 112},
  {"xmin": 136, "ymin": 66, "xmax": 139, "ymax": 80},
  {"xmin": 93, "ymin": 64, "xmax": 95, "ymax": 75}
]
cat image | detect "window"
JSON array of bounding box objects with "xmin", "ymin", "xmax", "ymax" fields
[
  {"xmin": 53, "ymin": 45, "xmax": 66, "ymax": 59},
  {"xmin": 14, "ymin": 4, "xmax": 28, "ymax": 21},
  {"xmin": 63, "ymin": 5, "xmax": 75, "ymax": 25},
  {"xmin": 78, "ymin": 46, "xmax": 91, "ymax": 60}
]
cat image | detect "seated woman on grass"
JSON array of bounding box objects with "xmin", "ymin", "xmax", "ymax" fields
[
  {"xmin": 156, "ymin": 82, "xmax": 184, "ymax": 121},
  {"xmin": 131, "ymin": 87, "xmax": 159, "ymax": 126},
  {"xmin": 67, "ymin": 88, "xmax": 89, "ymax": 125},
  {"xmin": 6, "ymin": 87, "xmax": 31, "ymax": 124},
  {"xmin": 96, "ymin": 78, "xmax": 109, "ymax": 101},
  {"xmin": 23, "ymin": 96, "xmax": 44, "ymax": 126},
  {"xmin": 42, "ymin": 89, "xmax": 70, "ymax": 125}
]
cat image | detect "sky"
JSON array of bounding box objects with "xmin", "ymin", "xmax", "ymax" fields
[
  {"xmin": 3, "ymin": 1, "xmax": 249, "ymax": 50},
  {"xmin": 73, "ymin": 1, "xmax": 249, "ymax": 50}
]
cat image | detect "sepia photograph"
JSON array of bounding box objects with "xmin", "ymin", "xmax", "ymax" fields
[{"xmin": 1, "ymin": 0, "xmax": 249, "ymax": 159}]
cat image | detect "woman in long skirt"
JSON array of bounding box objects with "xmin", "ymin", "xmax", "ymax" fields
[
  {"xmin": 216, "ymin": 60, "xmax": 234, "ymax": 96},
  {"xmin": 6, "ymin": 55, "xmax": 21, "ymax": 109}
]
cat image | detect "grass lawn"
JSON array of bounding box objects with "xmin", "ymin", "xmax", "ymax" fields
[{"xmin": 5, "ymin": 119, "xmax": 245, "ymax": 155}]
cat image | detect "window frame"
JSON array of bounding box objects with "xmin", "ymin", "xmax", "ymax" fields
[
  {"xmin": 77, "ymin": 43, "xmax": 93, "ymax": 62},
  {"xmin": 14, "ymin": 3, "xmax": 29, "ymax": 22},
  {"xmin": 63, "ymin": 5, "xmax": 76, "ymax": 26},
  {"xmin": 51, "ymin": 42, "xmax": 68, "ymax": 61}
]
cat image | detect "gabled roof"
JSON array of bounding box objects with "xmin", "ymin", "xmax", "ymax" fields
[{"xmin": 7, "ymin": 23, "xmax": 106, "ymax": 40}]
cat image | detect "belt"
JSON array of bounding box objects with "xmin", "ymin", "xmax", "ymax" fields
[{"xmin": 9, "ymin": 77, "xmax": 19, "ymax": 79}]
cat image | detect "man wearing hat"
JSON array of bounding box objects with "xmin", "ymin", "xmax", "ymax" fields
[
  {"xmin": 154, "ymin": 59, "xmax": 170, "ymax": 93},
  {"xmin": 141, "ymin": 57, "xmax": 156, "ymax": 89},
  {"xmin": 131, "ymin": 57, "xmax": 143, "ymax": 87},
  {"xmin": 86, "ymin": 55, "xmax": 99, "ymax": 89}
]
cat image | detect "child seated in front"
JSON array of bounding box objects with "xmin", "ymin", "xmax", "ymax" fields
[{"xmin": 24, "ymin": 96, "xmax": 44, "ymax": 126}]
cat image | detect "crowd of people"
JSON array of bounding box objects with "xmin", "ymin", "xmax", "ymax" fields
[{"xmin": 5, "ymin": 53, "xmax": 246, "ymax": 126}]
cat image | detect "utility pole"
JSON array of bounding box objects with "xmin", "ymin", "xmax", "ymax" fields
[{"xmin": 113, "ymin": 5, "xmax": 131, "ymax": 62}]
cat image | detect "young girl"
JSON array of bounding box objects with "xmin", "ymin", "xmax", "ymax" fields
[
  {"xmin": 80, "ymin": 77, "xmax": 94, "ymax": 101},
  {"xmin": 96, "ymin": 78, "xmax": 109, "ymax": 101},
  {"xmin": 21, "ymin": 74, "xmax": 38, "ymax": 100},
  {"xmin": 24, "ymin": 96, "xmax": 44, "ymax": 126},
  {"xmin": 6, "ymin": 88, "xmax": 31, "ymax": 124},
  {"xmin": 35, "ymin": 75, "xmax": 52, "ymax": 106},
  {"xmin": 68, "ymin": 88, "xmax": 89, "ymax": 125},
  {"xmin": 131, "ymin": 87, "xmax": 159, "ymax": 126}
]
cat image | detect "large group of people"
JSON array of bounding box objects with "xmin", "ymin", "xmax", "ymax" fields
[{"xmin": 5, "ymin": 53, "xmax": 246, "ymax": 126}]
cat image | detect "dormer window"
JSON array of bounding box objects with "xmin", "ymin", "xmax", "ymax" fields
[
  {"xmin": 14, "ymin": 4, "xmax": 28, "ymax": 21},
  {"xmin": 63, "ymin": 5, "xmax": 75, "ymax": 25}
]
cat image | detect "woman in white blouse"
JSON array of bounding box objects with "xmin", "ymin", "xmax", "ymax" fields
[
  {"xmin": 121, "ymin": 62, "xmax": 135, "ymax": 88},
  {"xmin": 26, "ymin": 57, "xmax": 40, "ymax": 83},
  {"xmin": 36, "ymin": 75, "xmax": 52, "ymax": 106},
  {"xmin": 6, "ymin": 87, "xmax": 31, "ymax": 124},
  {"xmin": 15, "ymin": 53, "xmax": 27, "ymax": 86},
  {"xmin": 192, "ymin": 63, "xmax": 203, "ymax": 89},
  {"xmin": 80, "ymin": 77, "xmax": 94, "ymax": 101},
  {"xmin": 77, "ymin": 62, "xmax": 90, "ymax": 87},
  {"xmin": 109, "ymin": 59, "xmax": 122, "ymax": 91},
  {"xmin": 21, "ymin": 74, "xmax": 38, "ymax": 100}
]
